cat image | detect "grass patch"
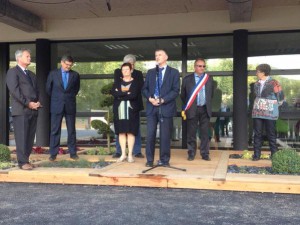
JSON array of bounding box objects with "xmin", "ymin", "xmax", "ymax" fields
[
  {"xmin": 85, "ymin": 146, "xmax": 115, "ymax": 155},
  {"xmin": 39, "ymin": 159, "xmax": 111, "ymax": 169}
]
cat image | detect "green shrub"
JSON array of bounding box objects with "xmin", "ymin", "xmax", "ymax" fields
[
  {"xmin": 0, "ymin": 162, "xmax": 14, "ymax": 170},
  {"xmin": 86, "ymin": 149, "xmax": 97, "ymax": 155},
  {"xmin": 97, "ymin": 146, "xmax": 115, "ymax": 155},
  {"xmin": 272, "ymin": 149, "xmax": 300, "ymax": 174},
  {"xmin": 0, "ymin": 144, "xmax": 11, "ymax": 162},
  {"xmin": 40, "ymin": 159, "xmax": 93, "ymax": 168},
  {"xmin": 86, "ymin": 147, "xmax": 115, "ymax": 155}
]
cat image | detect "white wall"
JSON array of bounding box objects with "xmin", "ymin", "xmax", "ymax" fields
[{"xmin": 0, "ymin": 6, "xmax": 300, "ymax": 42}]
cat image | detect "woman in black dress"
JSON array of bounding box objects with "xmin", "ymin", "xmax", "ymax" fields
[{"xmin": 111, "ymin": 63, "xmax": 140, "ymax": 163}]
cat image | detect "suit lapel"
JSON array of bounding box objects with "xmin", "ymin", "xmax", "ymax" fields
[
  {"xmin": 161, "ymin": 66, "xmax": 170, "ymax": 87},
  {"xmin": 58, "ymin": 69, "xmax": 64, "ymax": 89},
  {"xmin": 67, "ymin": 71, "xmax": 75, "ymax": 89},
  {"xmin": 16, "ymin": 65, "xmax": 33, "ymax": 87}
]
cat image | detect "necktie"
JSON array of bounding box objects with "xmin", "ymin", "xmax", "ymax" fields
[
  {"xmin": 63, "ymin": 72, "xmax": 68, "ymax": 89},
  {"xmin": 198, "ymin": 88, "xmax": 205, "ymax": 106},
  {"xmin": 24, "ymin": 69, "xmax": 33, "ymax": 86},
  {"xmin": 154, "ymin": 67, "xmax": 164, "ymax": 97}
]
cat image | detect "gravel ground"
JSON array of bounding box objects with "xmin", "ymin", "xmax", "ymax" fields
[{"xmin": 0, "ymin": 183, "xmax": 299, "ymax": 225}]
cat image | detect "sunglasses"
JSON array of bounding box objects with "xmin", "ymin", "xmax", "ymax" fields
[{"xmin": 195, "ymin": 65, "xmax": 206, "ymax": 68}]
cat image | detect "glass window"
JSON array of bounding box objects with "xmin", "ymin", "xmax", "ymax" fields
[
  {"xmin": 187, "ymin": 35, "xmax": 233, "ymax": 72},
  {"xmin": 52, "ymin": 38, "xmax": 182, "ymax": 74},
  {"xmin": 248, "ymin": 32, "xmax": 300, "ymax": 68},
  {"xmin": 248, "ymin": 32, "xmax": 300, "ymax": 150}
]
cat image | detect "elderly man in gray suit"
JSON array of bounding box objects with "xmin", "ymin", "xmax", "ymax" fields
[{"xmin": 6, "ymin": 48, "xmax": 42, "ymax": 170}]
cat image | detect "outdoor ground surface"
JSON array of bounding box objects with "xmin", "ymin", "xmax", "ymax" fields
[{"xmin": 0, "ymin": 183, "xmax": 299, "ymax": 225}]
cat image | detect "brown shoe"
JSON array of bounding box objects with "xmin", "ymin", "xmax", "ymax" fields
[{"xmin": 20, "ymin": 163, "xmax": 33, "ymax": 170}]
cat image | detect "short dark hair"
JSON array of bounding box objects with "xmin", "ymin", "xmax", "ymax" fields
[
  {"xmin": 61, "ymin": 55, "xmax": 74, "ymax": 63},
  {"xmin": 256, "ymin": 64, "xmax": 271, "ymax": 76},
  {"xmin": 121, "ymin": 62, "xmax": 132, "ymax": 70},
  {"xmin": 194, "ymin": 58, "xmax": 206, "ymax": 65},
  {"xmin": 155, "ymin": 49, "xmax": 168, "ymax": 56}
]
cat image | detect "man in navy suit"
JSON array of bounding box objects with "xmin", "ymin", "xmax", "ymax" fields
[
  {"xmin": 142, "ymin": 49, "xmax": 180, "ymax": 167},
  {"xmin": 6, "ymin": 48, "xmax": 42, "ymax": 170},
  {"xmin": 46, "ymin": 55, "xmax": 80, "ymax": 161},
  {"xmin": 180, "ymin": 58, "xmax": 214, "ymax": 161}
]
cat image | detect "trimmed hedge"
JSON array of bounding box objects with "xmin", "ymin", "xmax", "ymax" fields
[
  {"xmin": 0, "ymin": 144, "xmax": 11, "ymax": 162},
  {"xmin": 272, "ymin": 149, "xmax": 300, "ymax": 174}
]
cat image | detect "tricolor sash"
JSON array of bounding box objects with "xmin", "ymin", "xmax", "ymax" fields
[{"xmin": 181, "ymin": 73, "xmax": 209, "ymax": 120}]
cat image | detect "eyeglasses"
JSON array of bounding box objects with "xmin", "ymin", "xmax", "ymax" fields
[{"xmin": 195, "ymin": 65, "xmax": 206, "ymax": 68}]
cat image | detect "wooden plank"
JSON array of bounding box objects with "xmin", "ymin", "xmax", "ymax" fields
[
  {"xmin": 227, "ymin": 173, "xmax": 300, "ymax": 184},
  {"xmin": 213, "ymin": 151, "xmax": 229, "ymax": 181},
  {"xmin": 0, "ymin": 150, "xmax": 299, "ymax": 194}
]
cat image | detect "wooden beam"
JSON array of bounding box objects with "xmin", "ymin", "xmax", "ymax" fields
[
  {"xmin": 227, "ymin": 0, "xmax": 253, "ymax": 23},
  {"xmin": 0, "ymin": 0, "xmax": 44, "ymax": 32}
]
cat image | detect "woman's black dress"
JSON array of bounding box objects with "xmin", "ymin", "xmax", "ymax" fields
[{"xmin": 112, "ymin": 78, "xmax": 140, "ymax": 136}]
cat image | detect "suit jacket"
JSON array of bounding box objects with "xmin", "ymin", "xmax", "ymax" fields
[
  {"xmin": 114, "ymin": 68, "xmax": 144, "ymax": 111},
  {"xmin": 46, "ymin": 68, "xmax": 80, "ymax": 114},
  {"xmin": 180, "ymin": 73, "xmax": 214, "ymax": 119},
  {"xmin": 6, "ymin": 65, "xmax": 39, "ymax": 116},
  {"xmin": 142, "ymin": 66, "xmax": 180, "ymax": 117}
]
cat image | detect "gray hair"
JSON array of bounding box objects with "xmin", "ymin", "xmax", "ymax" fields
[
  {"xmin": 123, "ymin": 54, "xmax": 136, "ymax": 63},
  {"xmin": 15, "ymin": 48, "xmax": 31, "ymax": 61}
]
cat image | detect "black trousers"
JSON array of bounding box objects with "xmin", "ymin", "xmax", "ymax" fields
[
  {"xmin": 13, "ymin": 113, "xmax": 37, "ymax": 166},
  {"xmin": 49, "ymin": 113, "xmax": 77, "ymax": 156},
  {"xmin": 253, "ymin": 118, "xmax": 277, "ymax": 157},
  {"xmin": 187, "ymin": 105, "xmax": 210, "ymax": 157},
  {"xmin": 145, "ymin": 107, "xmax": 173, "ymax": 163}
]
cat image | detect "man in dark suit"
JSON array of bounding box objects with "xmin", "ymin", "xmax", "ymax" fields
[
  {"xmin": 112, "ymin": 54, "xmax": 145, "ymax": 159},
  {"xmin": 142, "ymin": 49, "xmax": 180, "ymax": 167},
  {"xmin": 6, "ymin": 49, "xmax": 42, "ymax": 170},
  {"xmin": 181, "ymin": 58, "xmax": 214, "ymax": 161},
  {"xmin": 46, "ymin": 55, "xmax": 80, "ymax": 161}
]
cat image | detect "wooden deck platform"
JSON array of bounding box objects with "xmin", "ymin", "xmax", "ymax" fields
[{"xmin": 0, "ymin": 150, "xmax": 299, "ymax": 194}]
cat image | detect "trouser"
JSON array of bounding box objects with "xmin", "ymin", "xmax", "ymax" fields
[
  {"xmin": 187, "ymin": 105, "xmax": 210, "ymax": 158},
  {"xmin": 253, "ymin": 118, "xmax": 277, "ymax": 158},
  {"xmin": 13, "ymin": 113, "xmax": 37, "ymax": 166},
  {"xmin": 49, "ymin": 113, "xmax": 77, "ymax": 156}
]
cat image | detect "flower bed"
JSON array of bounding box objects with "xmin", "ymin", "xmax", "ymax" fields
[
  {"xmin": 10, "ymin": 147, "xmax": 85, "ymax": 155},
  {"xmin": 0, "ymin": 159, "xmax": 41, "ymax": 170},
  {"xmin": 38, "ymin": 159, "xmax": 112, "ymax": 169}
]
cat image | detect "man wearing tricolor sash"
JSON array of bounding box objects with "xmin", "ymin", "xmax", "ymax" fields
[{"xmin": 180, "ymin": 58, "xmax": 214, "ymax": 161}]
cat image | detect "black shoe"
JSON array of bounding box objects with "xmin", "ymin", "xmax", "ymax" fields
[
  {"xmin": 49, "ymin": 155, "xmax": 56, "ymax": 161},
  {"xmin": 157, "ymin": 160, "xmax": 170, "ymax": 167},
  {"xmin": 202, "ymin": 156, "xmax": 211, "ymax": 161},
  {"xmin": 70, "ymin": 154, "xmax": 79, "ymax": 160},
  {"xmin": 187, "ymin": 155, "xmax": 195, "ymax": 161},
  {"xmin": 112, "ymin": 153, "xmax": 121, "ymax": 158},
  {"xmin": 145, "ymin": 162, "xmax": 153, "ymax": 167},
  {"xmin": 134, "ymin": 153, "xmax": 145, "ymax": 158}
]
